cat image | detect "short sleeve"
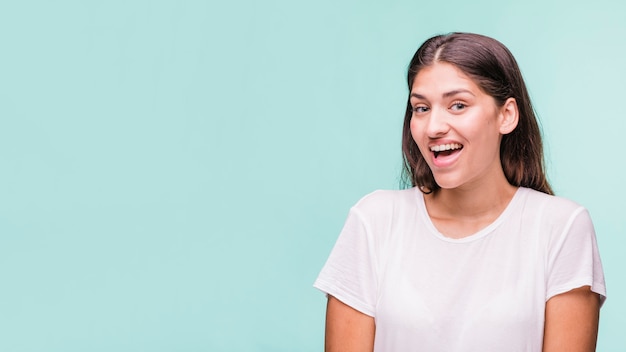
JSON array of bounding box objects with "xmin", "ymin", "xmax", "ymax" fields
[
  {"xmin": 313, "ymin": 207, "xmax": 378, "ymax": 317},
  {"xmin": 546, "ymin": 207, "xmax": 606, "ymax": 305}
]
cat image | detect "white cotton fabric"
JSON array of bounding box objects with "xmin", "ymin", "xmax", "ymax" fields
[{"xmin": 314, "ymin": 187, "xmax": 606, "ymax": 352}]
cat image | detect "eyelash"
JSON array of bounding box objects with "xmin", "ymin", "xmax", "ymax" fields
[
  {"xmin": 450, "ymin": 101, "xmax": 467, "ymax": 110},
  {"xmin": 412, "ymin": 106, "xmax": 429, "ymax": 113},
  {"xmin": 411, "ymin": 101, "xmax": 468, "ymax": 114}
]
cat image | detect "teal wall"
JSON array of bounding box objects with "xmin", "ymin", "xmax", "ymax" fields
[{"xmin": 1, "ymin": 0, "xmax": 624, "ymax": 350}]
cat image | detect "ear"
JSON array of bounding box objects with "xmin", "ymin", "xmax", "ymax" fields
[{"xmin": 499, "ymin": 97, "xmax": 519, "ymax": 135}]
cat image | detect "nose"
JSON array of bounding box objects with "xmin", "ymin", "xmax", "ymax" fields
[{"xmin": 425, "ymin": 107, "xmax": 450, "ymax": 137}]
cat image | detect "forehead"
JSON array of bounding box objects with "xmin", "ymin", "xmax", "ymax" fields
[{"xmin": 411, "ymin": 62, "xmax": 480, "ymax": 95}]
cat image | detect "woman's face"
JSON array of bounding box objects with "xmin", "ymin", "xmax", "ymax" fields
[{"xmin": 409, "ymin": 62, "xmax": 516, "ymax": 191}]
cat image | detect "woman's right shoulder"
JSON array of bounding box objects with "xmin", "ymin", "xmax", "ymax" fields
[{"xmin": 351, "ymin": 187, "xmax": 420, "ymax": 216}]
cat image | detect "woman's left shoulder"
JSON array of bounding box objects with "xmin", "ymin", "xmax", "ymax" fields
[{"xmin": 520, "ymin": 187, "xmax": 590, "ymax": 222}]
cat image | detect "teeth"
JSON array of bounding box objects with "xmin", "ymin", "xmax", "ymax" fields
[{"xmin": 430, "ymin": 143, "xmax": 463, "ymax": 152}]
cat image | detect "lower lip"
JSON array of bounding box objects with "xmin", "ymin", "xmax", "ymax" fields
[{"xmin": 431, "ymin": 149, "xmax": 462, "ymax": 168}]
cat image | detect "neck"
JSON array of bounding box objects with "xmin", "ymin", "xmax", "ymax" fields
[
  {"xmin": 429, "ymin": 181, "xmax": 518, "ymax": 219},
  {"xmin": 422, "ymin": 161, "xmax": 520, "ymax": 238}
]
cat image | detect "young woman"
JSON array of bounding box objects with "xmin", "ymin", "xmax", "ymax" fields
[{"xmin": 314, "ymin": 33, "xmax": 606, "ymax": 351}]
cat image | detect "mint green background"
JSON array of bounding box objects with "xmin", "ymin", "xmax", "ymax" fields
[{"xmin": 1, "ymin": 0, "xmax": 624, "ymax": 350}]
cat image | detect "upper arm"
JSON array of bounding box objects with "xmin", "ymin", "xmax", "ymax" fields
[
  {"xmin": 325, "ymin": 295, "xmax": 375, "ymax": 352},
  {"xmin": 543, "ymin": 285, "xmax": 601, "ymax": 352}
]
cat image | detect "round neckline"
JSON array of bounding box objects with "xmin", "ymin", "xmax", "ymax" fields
[{"xmin": 415, "ymin": 187, "xmax": 526, "ymax": 243}]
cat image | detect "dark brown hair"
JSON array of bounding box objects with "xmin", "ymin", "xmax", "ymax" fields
[{"xmin": 401, "ymin": 32, "xmax": 553, "ymax": 195}]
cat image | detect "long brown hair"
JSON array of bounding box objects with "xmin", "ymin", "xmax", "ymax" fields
[{"xmin": 401, "ymin": 32, "xmax": 553, "ymax": 195}]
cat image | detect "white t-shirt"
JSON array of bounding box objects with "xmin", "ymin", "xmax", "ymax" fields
[{"xmin": 314, "ymin": 187, "xmax": 606, "ymax": 352}]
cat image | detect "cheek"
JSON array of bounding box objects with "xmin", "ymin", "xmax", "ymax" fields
[
  {"xmin": 409, "ymin": 119, "xmax": 430, "ymax": 156},
  {"xmin": 409, "ymin": 118, "xmax": 421, "ymax": 142}
]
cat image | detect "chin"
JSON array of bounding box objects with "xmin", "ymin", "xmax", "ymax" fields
[{"xmin": 431, "ymin": 176, "xmax": 464, "ymax": 190}]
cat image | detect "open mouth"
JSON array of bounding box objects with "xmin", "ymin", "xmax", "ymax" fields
[{"xmin": 430, "ymin": 143, "xmax": 463, "ymax": 158}]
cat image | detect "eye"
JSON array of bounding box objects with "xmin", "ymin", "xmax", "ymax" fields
[
  {"xmin": 450, "ymin": 101, "xmax": 467, "ymax": 111},
  {"xmin": 412, "ymin": 105, "xmax": 430, "ymax": 114}
]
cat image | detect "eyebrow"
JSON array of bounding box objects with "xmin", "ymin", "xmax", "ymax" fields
[{"xmin": 410, "ymin": 89, "xmax": 475, "ymax": 100}]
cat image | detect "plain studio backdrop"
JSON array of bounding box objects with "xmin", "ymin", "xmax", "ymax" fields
[{"xmin": 1, "ymin": 0, "xmax": 624, "ymax": 351}]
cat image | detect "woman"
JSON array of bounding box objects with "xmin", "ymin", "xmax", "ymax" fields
[{"xmin": 314, "ymin": 33, "xmax": 606, "ymax": 351}]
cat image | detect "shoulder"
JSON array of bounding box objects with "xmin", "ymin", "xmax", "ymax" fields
[
  {"xmin": 522, "ymin": 187, "xmax": 585, "ymax": 214},
  {"xmin": 352, "ymin": 188, "xmax": 420, "ymax": 213},
  {"xmin": 347, "ymin": 188, "xmax": 421, "ymax": 226},
  {"xmin": 519, "ymin": 187, "xmax": 592, "ymax": 232}
]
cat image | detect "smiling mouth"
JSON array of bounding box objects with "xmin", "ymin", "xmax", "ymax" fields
[{"xmin": 430, "ymin": 143, "xmax": 463, "ymax": 158}]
